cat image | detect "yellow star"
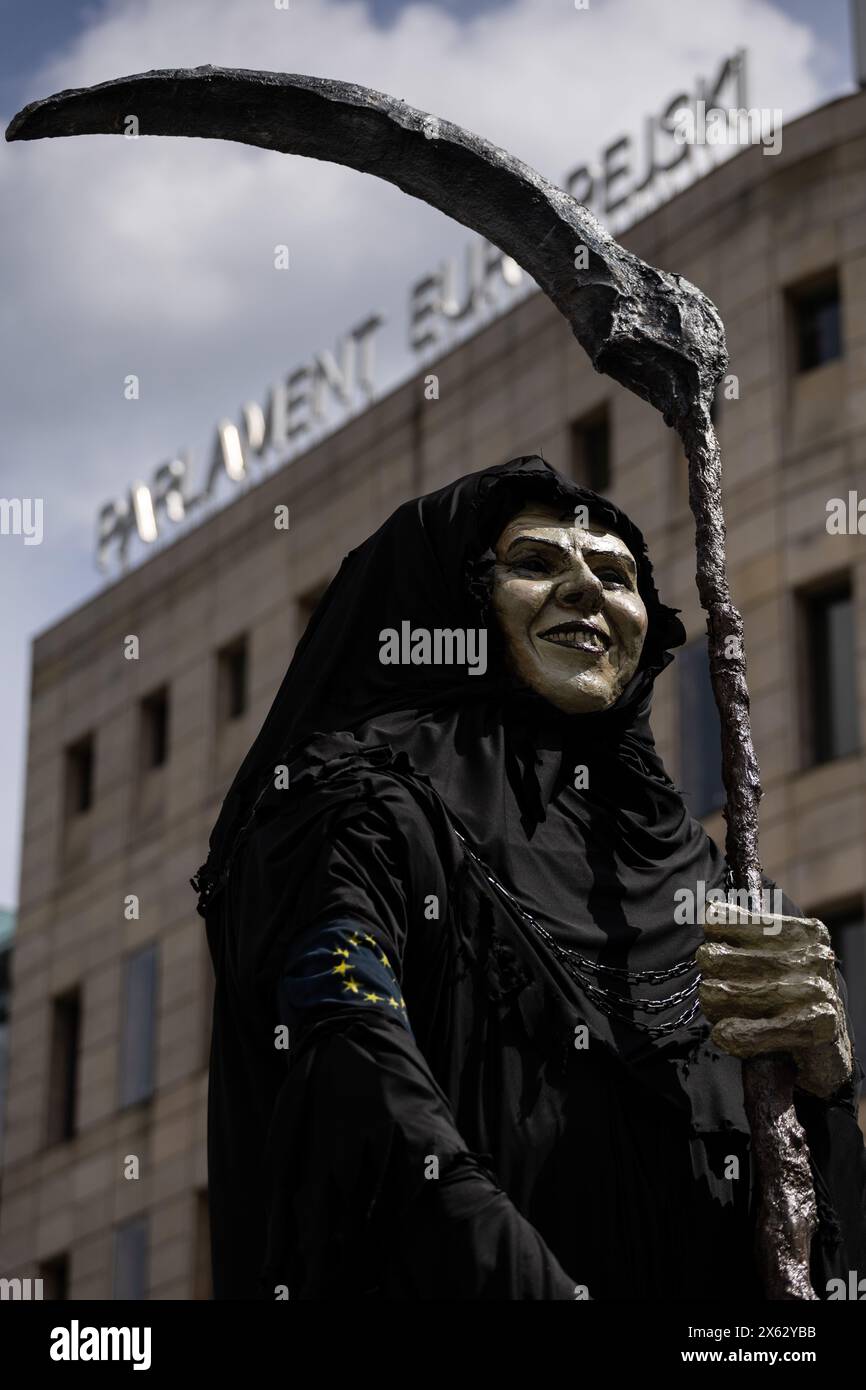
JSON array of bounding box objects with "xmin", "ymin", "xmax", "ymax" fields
[
  {"xmin": 380, "ymin": 952, "xmax": 391, "ymax": 970},
  {"xmin": 343, "ymin": 976, "xmax": 361, "ymax": 995},
  {"xmin": 349, "ymin": 933, "xmax": 362, "ymax": 947},
  {"xmin": 399, "ymin": 996, "xmax": 406, "ymax": 1009},
  {"xmin": 331, "ymin": 961, "xmax": 350, "ymax": 976},
  {"xmin": 363, "ymin": 933, "xmax": 376, "ymax": 946},
  {"xmin": 388, "ymin": 996, "xmax": 399, "ymax": 1008},
  {"xmin": 333, "ymin": 947, "xmax": 350, "ymax": 959},
  {"xmin": 364, "ymin": 991, "xmax": 382, "ymax": 1003}
]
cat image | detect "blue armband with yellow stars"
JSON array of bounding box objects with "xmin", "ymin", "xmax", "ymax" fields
[{"xmin": 277, "ymin": 917, "xmax": 412, "ymax": 1034}]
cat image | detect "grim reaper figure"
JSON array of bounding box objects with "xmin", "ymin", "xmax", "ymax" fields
[
  {"xmin": 10, "ymin": 61, "xmax": 863, "ymax": 1300},
  {"xmin": 192, "ymin": 456, "xmax": 866, "ymax": 1300}
]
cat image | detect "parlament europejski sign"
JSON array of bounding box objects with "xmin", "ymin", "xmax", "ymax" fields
[{"xmin": 96, "ymin": 48, "xmax": 747, "ymax": 573}]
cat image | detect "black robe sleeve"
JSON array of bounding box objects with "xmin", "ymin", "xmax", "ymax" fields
[{"xmin": 253, "ymin": 784, "xmax": 580, "ymax": 1301}]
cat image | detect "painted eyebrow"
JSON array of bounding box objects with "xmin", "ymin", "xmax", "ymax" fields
[{"xmin": 504, "ymin": 534, "xmax": 636, "ymax": 574}]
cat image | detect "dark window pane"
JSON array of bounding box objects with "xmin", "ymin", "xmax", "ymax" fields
[
  {"xmin": 65, "ymin": 736, "xmax": 94, "ymax": 815},
  {"xmin": 791, "ymin": 278, "xmax": 842, "ymax": 371},
  {"xmin": 113, "ymin": 1217, "xmax": 148, "ymax": 1300},
  {"xmin": 119, "ymin": 946, "xmax": 157, "ymax": 1107},
  {"xmin": 39, "ymin": 1253, "xmax": 69, "ymax": 1300},
  {"xmin": 46, "ymin": 989, "xmax": 80, "ymax": 1144},
  {"xmin": 0, "ymin": 933, "xmax": 10, "ymax": 1155},
  {"xmin": 228, "ymin": 648, "xmax": 246, "ymax": 718},
  {"xmin": 808, "ymin": 587, "xmax": 859, "ymax": 764},
  {"xmin": 823, "ymin": 906, "xmax": 866, "ymax": 1083},
  {"xmin": 141, "ymin": 688, "xmax": 169, "ymax": 769},
  {"xmin": 218, "ymin": 638, "xmax": 248, "ymax": 722},
  {"xmin": 570, "ymin": 407, "xmax": 611, "ymax": 492},
  {"xmin": 194, "ymin": 1191, "xmax": 213, "ymax": 1299},
  {"xmin": 678, "ymin": 638, "xmax": 725, "ymax": 819}
]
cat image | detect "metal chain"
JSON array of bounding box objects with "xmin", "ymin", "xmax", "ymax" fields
[{"xmin": 451, "ymin": 825, "xmax": 703, "ymax": 1037}]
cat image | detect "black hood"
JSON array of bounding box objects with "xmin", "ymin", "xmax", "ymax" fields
[{"xmin": 194, "ymin": 454, "xmax": 692, "ymax": 913}]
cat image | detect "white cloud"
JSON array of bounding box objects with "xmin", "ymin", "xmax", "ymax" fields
[{"xmin": 0, "ymin": 0, "xmax": 838, "ymax": 902}]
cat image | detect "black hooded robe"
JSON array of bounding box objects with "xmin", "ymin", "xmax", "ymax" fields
[{"xmin": 194, "ymin": 457, "xmax": 866, "ymax": 1300}]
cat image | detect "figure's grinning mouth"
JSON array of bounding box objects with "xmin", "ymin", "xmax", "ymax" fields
[{"xmin": 538, "ymin": 620, "xmax": 610, "ymax": 653}]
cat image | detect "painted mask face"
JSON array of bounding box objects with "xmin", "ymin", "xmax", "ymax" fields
[{"xmin": 491, "ymin": 502, "xmax": 648, "ymax": 714}]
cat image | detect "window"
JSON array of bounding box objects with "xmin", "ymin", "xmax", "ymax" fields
[
  {"xmin": 789, "ymin": 274, "xmax": 842, "ymax": 372},
  {"xmin": 677, "ymin": 638, "xmax": 724, "ymax": 819},
  {"xmin": 64, "ymin": 735, "xmax": 94, "ymax": 815},
  {"xmin": 803, "ymin": 584, "xmax": 859, "ymax": 765},
  {"xmin": 39, "ymin": 1253, "xmax": 70, "ymax": 1300},
  {"xmin": 0, "ymin": 933, "xmax": 11, "ymax": 1158},
  {"xmin": 570, "ymin": 406, "xmax": 611, "ymax": 492},
  {"xmin": 217, "ymin": 637, "xmax": 248, "ymax": 722},
  {"xmin": 119, "ymin": 945, "xmax": 157, "ymax": 1108},
  {"xmin": 821, "ymin": 905, "xmax": 866, "ymax": 1077},
  {"xmin": 46, "ymin": 988, "xmax": 80, "ymax": 1145},
  {"xmin": 193, "ymin": 1191, "xmax": 212, "ymax": 1299},
  {"xmin": 113, "ymin": 1217, "xmax": 148, "ymax": 1300},
  {"xmin": 140, "ymin": 688, "xmax": 169, "ymax": 769}
]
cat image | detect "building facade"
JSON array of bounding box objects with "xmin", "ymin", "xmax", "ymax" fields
[
  {"xmin": 1, "ymin": 91, "xmax": 864, "ymax": 1299},
  {"xmin": 0, "ymin": 908, "xmax": 14, "ymax": 1175}
]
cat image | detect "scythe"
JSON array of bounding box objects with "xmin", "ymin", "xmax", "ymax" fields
[{"xmin": 5, "ymin": 65, "xmax": 819, "ymax": 1299}]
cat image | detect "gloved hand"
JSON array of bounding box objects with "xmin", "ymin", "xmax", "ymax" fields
[{"xmin": 697, "ymin": 901, "xmax": 854, "ymax": 1099}]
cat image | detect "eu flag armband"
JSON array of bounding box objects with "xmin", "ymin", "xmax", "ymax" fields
[{"xmin": 278, "ymin": 918, "xmax": 412, "ymax": 1034}]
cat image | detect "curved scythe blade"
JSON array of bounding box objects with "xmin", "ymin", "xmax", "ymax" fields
[
  {"xmin": 5, "ymin": 66, "xmax": 819, "ymax": 1300},
  {"xmin": 6, "ymin": 64, "xmax": 726, "ymax": 425}
]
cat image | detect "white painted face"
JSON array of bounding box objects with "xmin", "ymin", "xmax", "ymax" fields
[{"xmin": 492, "ymin": 502, "xmax": 648, "ymax": 714}]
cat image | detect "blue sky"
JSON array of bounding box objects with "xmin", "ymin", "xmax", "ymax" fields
[{"xmin": 0, "ymin": 0, "xmax": 860, "ymax": 907}]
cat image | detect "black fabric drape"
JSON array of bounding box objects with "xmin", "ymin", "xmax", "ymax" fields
[
  {"xmin": 195, "ymin": 456, "xmax": 866, "ymax": 1299},
  {"xmin": 193, "ymin": 455, "xmax": 689, "ymax": 911}
]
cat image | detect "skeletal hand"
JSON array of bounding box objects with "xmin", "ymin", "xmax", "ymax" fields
[{"xmin": 697, "ymin": 901, "xmax": 854, "ymax": 1099}]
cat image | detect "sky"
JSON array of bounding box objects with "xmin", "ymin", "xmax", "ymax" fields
[{"xmin": 0, "ymin": 0, "xmax": 860, "ymax": 908}]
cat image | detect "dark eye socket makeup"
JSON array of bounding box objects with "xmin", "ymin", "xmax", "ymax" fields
[{"xmin": 504, "ymin": 535, "xmax": 637, "ymax": 588}]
